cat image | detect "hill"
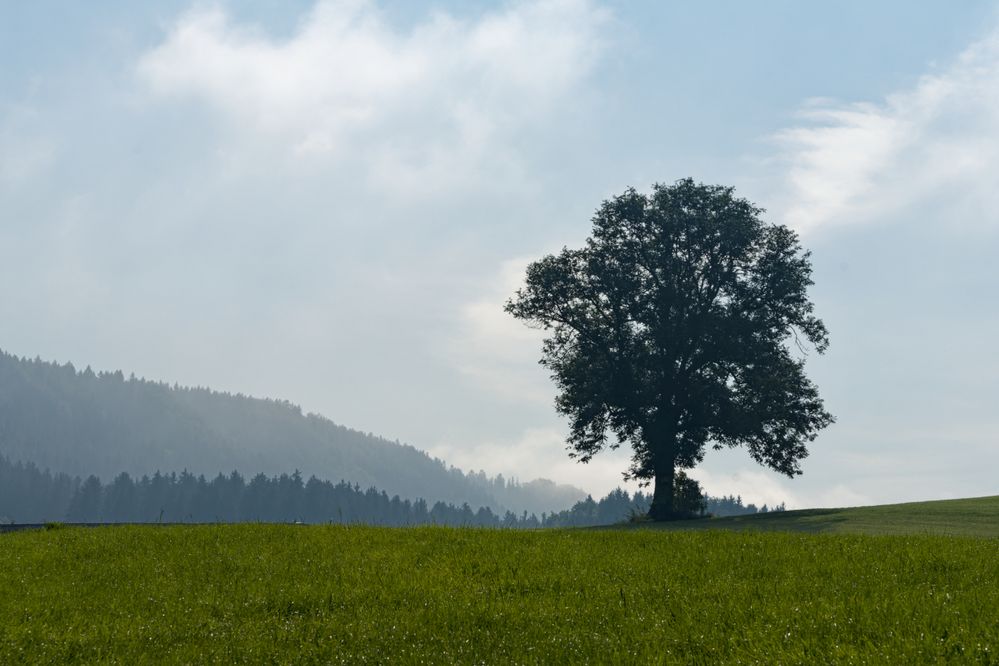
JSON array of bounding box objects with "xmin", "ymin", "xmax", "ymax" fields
[
  {"xmin": 0, "ymin": 350, "xmax": 584, "ymax": 514},
  {"xmin": 618, "ymin": 495, "xmax": 999, "ymax": 537}
]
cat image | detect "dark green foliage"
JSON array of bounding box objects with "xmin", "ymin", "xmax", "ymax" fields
[
  {"xmin": 1, "ymin": 525, "xmax": 997, "ymax": 662},
  {"xmin": 65, "ymin": 475, "xmax": 103, "ymax": 522},
  {"xmin": 507, "ymin": 180, "xmax": 833, "ymax": 519},
  {"xmin": 0, "ymin": 453, "xmax": 78, "ymax": 523},
  {"xmin": 543, "ymin": 488, "xmax": 641, "ymax": 527},
  {"xmin": 5, "ymin": 455, "xmax": 552, "ymax": 528},
  {"xmin": 706, "ymin": 494, "xmax": 781, "ymax": 516},
  {"xmin": 672, "ymin": 470, "xmax": 706, "ymax": 517},
  {"xmin": 543, "ymin": 485, "xmax": 776, "ymax": 527},
  {"xmin": 0, "ymin": 452, "xmax": 771, "ymax": 527},
  {"xmin": 0, "ymin": 350, "xmax": 582, "ymax": 514},
  {"xmin": 10, "ymin": 462, "xmax": 539, "ymax": 528}
]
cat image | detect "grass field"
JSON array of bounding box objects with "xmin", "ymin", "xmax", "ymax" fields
[
  {"xmin": 621, "ymin": 494, "xmax": 999, "ymax": 537},
  {"xmin": 2, "ymin": 498, "xmax": 998, "ymax": 663}
]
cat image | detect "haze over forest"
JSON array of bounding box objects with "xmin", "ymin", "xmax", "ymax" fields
[{"xmin": 0, "ymin": 350, "xmax": 584, "ymax": 516}]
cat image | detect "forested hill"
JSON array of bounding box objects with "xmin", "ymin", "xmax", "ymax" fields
[{"xmin": 0, "ymin": 351, "xmax": 584, "ymax": 514}]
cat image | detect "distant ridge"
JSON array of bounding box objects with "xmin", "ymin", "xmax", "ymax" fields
[{"xmin": 0, "ymin": 350, "xmax": 585, "ymax": 514}]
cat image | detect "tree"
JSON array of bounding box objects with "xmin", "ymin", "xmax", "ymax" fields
[
  {"xmin": 66, "ymin": 475, "xmax": 104, "ymax": 522},
  {"xmin": 506, "ymin": 179, "xmax": 833, "ymax": 520}
]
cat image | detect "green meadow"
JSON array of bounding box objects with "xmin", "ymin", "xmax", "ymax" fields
[
  {"xmin": 620, "ymin": 494, "xmax": 999, "ymax": 537},
  {"xmin": 2, "ymin": 497, "xmax": 998, "ymax": 664}
]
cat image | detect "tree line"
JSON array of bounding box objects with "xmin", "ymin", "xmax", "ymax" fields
[
  {"xmin": 0, "ymin": 453, "xmax": 778, "ymax": 527},
  {"xmin": 543, "ymin": 489, "xmax": 783, "ymax": 527}
]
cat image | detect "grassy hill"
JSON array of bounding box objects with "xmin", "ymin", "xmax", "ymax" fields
[{"xmin": 618, "ymin": 495, "xmax": 999, "ymax": 537}]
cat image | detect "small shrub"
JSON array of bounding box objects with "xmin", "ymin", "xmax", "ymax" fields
[
  {"xmin": 626, "ymin": 507, "xmax": 652, "ymax": 524},
  {"xmin": 673, "ymin": 470, "xmax": 707, "ymax": 518}
]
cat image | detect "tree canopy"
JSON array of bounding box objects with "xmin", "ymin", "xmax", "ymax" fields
[{"xmin": 506, "ymin": 179, "xmax": 833, "ymax": 520}]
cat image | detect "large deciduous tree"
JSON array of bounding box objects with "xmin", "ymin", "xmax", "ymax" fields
[{"xmin": 506, "ymin": 179, "xmax": 833, "ymax": 520}]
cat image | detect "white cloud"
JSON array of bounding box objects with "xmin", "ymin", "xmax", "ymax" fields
[
  {"xmin": 688, "ymin": 468, "xmax": 800, "ymax": 509},
  {"xmin": 138, "ymin": 0, "xmax": 609, "ymax": 195},
  {"xmin": 773, "ymin": 27, "xmax": 999, "ymax": 235},
  {"xmin": 430, "ymin": 425, "xmax": 637, "ymax": 496},
  {"xmin": 449, "ymin": 257, "xmax": 552, "ymax": 405}
]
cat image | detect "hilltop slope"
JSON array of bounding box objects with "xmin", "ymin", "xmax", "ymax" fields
[
  {"xmin": 0, "ymin": 350, "xmax": 583, "ymax": 513},
  {"xmin": 619, "ymin": 495, "xmax": 999, "ymax": 536}
]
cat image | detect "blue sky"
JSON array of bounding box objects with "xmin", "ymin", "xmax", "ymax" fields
[{"xmin": 2, "ymin": 1, "xmax": 998, "ymax": 507}]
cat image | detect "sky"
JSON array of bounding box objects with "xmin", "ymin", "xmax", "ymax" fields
[{"xmin": 2, "ymin": 1, "xmax": 998, "ymax": 508}]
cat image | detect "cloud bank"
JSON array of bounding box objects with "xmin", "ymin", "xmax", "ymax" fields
[
  {"xmin": 775, "ymin": 28, "xmax": 999, "ymax": 235},
  {"xmin": 139, "ymin": 0, "xmax": 609, "ymax": 195}
]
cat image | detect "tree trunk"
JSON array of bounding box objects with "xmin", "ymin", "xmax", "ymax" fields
[{"xmin": 647, "ymin": 456, "xmax": 676, "ymax": 521}]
